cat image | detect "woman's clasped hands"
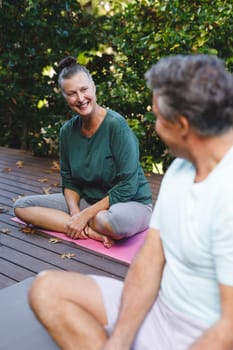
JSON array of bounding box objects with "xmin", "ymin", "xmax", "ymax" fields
[{"xmin": 64, "ymin": 211, "xmax": 90, "ymax": 240}]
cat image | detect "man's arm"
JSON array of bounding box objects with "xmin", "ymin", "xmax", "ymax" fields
[
  {"xmin": 189, "ymin": 284, "xmax": 233, "ymax": 350},
  {"xmin": 104, "ymin": 228, "xmax": 165, "ymax": 350}
]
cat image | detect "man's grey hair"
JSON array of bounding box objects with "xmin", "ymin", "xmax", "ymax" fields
[{"xmin": 145, "ymin": 54, "xmax": 233, "ymax": 136}]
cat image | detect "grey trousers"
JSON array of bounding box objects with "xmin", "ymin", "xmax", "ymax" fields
[{"xmin": 14, "ymin": 193, "xmax": 152, "ymax": 237}]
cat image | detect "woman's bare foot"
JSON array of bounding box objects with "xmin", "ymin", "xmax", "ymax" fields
[{"xmin": 85, "ymin": 226, "xmax": 115, "ymax": 248}]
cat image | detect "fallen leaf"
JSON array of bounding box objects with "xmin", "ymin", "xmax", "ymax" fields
[
  {"xmin": 42, "ymin": 187, "xmax": 52, "ymax": 194},
  {"xmin": 50, "ymin": 161, "xmax": 60, "ymax": 173},
  {"xmin": 16, "ymin": 160, "xmax": 24, "ymax": 168},
  {"xmin": 48, "ymin": 238, "xmax": 62, "ymax": 244},
  {"xmin": 2, "ymin": 167, "xmax": 12, "ymax": 173},
  {"xmin": 0, "ymin": 206, "xmax": 8, "ymax": 213},
  {"xmin": 12, "ymin": 195, "xmax": 24, "ymax": 202},
  {"xmin": 61, "ymin": 252, "xmax": 75, "ymax": 259},
  {"xmin": 20, "ymin": 226, "xmax": 36, "ymax": 234},
  {"xmin": 0, "ymin": 228, "xmax": 10, "ymax": 234},
  {"xmin": 51, "ymin": 182, "xmax": 60, "ymax": 188},
  {"xmin": 37, "ymin": 178, "xmax": 49, "ymax": 183}
]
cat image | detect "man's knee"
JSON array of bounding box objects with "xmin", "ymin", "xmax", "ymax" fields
[{"xmin": 28, "ymin": 270, "xmax": 57, "ymax": 313}]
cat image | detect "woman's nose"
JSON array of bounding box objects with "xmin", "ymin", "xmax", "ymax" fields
[{"xmin": 74, "ymin": 91, "xmax": 82, "ymax": 101}]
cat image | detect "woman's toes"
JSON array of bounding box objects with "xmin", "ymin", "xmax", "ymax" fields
[{"xmin": 102, "ymin": 236, "xmax": 115, "ymax": 248}]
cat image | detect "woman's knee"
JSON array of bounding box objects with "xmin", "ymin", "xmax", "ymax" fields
[
  {"xmin": 13, "ymin": 197, "xmax": 27, "ymax": 209},
  {"xmin": 103, "ymin": 203, "xmax": 152, "ymax": 238},
  {"xmin": 90, "ymin": 211, "xmax": 115, "ymax": 235},
  {"xmin": 14, "ymin": 206, "xmax": 26, "ymax": 217}
]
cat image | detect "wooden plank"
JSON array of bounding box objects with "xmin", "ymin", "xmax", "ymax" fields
[
  {"xmin": 0, "ymin": 274, "xmax": 15, "ymax": 289},
  {"xmin": 1, "ymin": 232, "xmax": 128, "ymax": 278},
  {"xmin": 0, "ymin": 258, "xmax": 35, "ymax": 282},
  {"xmin": 0, "ymin": 176, "xmax": 60, "ymax": 193},
  {"xmin": 0, "ymin": 213, "xmax": 129, "ymax": 277},
  {"xmin": 1, "ymin": 213, "xmax": 130, "ymax": 262},
  {"xmin": 0, "ymin": 219, "xmax": 128, "ymax": 286},
  {"xmin": 1, "ymin": 245, "xmax": 60, "ymax": 273},
  {"xmin": 0, "ymin": 245, "xmax": 113, "ymax": 277}
]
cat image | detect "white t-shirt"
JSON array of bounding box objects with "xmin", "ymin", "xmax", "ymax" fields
[{"xmin": 150, "ymin": 146, "xmax": 233, "ymax": 326}]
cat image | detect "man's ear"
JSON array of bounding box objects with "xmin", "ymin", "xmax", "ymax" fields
[{"xmin": 177, "ymin": 115, "xmax": 190, "ymax": 137}]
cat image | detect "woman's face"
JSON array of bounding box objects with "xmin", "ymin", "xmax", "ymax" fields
[{"xmin": 62, "ymin": 72, "xmax": 97, "ymax": 117}]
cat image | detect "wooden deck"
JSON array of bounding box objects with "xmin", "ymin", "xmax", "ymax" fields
[{"xmin": 0, "ymin": 146, "xmax": 163, "ymax": 289}]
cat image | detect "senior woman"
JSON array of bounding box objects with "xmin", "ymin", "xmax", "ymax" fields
[{"xmin": 14, "ymin": 56, "xmax": 153, "ymax": 248}]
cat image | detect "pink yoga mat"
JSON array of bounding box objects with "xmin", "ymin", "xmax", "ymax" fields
[{"xmin": 12, "ymin": 217, "xmax": 148, "ymax": 263}]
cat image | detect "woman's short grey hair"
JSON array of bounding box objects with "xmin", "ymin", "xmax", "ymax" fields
[{"xmin": 145, "ymin": 54, "xmax": 233, "ymax": 136}]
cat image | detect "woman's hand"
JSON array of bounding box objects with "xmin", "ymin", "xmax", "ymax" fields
[{"xmin": 64, "ymin": 211, "xmax": 90, "ymax": 239}]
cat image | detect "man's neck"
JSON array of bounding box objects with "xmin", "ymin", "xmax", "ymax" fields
[{"xmin": 190, "ymin": 129, "xmax": 233, "ymax": 183}]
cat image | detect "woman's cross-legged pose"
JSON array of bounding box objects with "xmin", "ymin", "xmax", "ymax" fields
[{"xmin": 14, "ymin": 56, "xmax": 153, "ymax": 247}]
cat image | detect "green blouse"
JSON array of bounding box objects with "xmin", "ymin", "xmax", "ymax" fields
[{"xmin": 60, "ymin": 109, "xmax": 152, "ymax": 206}]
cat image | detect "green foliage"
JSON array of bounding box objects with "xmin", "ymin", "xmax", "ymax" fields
[
  {"xmin": 95, "ymin": 0, "xmax": 233, "ymax": 171},
  {"xmin": 0, "ymin": 0, "xmax": 233, "ymax": 172},
  {"xmin": 0, "ymin": 0, "xmax": 99, "ymax": 151}
]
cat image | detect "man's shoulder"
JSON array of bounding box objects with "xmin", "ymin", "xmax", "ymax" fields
[
  {"xmin": 166, "ymin": 158, "xmax": 193, "ymax": 175},
  {"xmin": 159, "ymin": 158, "xmax": 194, "ymax": 190}
]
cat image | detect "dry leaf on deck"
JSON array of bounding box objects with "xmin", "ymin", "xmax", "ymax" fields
[
  {"xmin": 20, "ymin": 226, "xmax": 36, "ymax": 234},
  {"xmin": 61, "ymin": 252, "xmax": 75, "ymax": 259},
  {"xmin": 50, "ymin": 161, "xmax": 60, "ymax": 173},
  {"xmin": 37, "ymin": 178, "xmax": 49, "ymax": 183},
  {"xmin": 51, "ymin": 182, "xmax": 60, "ymax": 188},
  {"xmin": 48, "ymin": 238, "xmax": 62, "ymax": 244},
  {"xmin": 0, "ymin": 228, "xmax": 11, "ymax": 234},
  {"xmin": 2, "ymin": 167, "xmax": 12, "ymax": 173},
  {"xmin": 12, "ymin": 195, "xmax": 24, "ymax": 203},
  {"xmin": 42, "ymin": 187, "xmax": 52, "ymax": 194},
  {"xmin": 16, "ymin": 160, "xmax": 24, "ymax": 168},
  {"xmin": 0, "ymin": 206, "xmax": 8, "ymax": 213}
]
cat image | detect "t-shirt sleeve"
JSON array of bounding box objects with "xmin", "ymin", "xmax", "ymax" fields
[
  {"xmin": 212, "ymin": 186, "xmax": 233, "ymax": 286},
  {"xmin": 107, "ymin": 118, "xmax": 141, "ymax": 205},
  {"xmin": 59, "ymin": 124, "xmax": 83, "ymax": 196}
]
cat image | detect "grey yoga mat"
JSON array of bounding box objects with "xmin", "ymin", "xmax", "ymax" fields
[{"xmin": 0, "ymin": 277, "xmax": 59, "ymax": 350}]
